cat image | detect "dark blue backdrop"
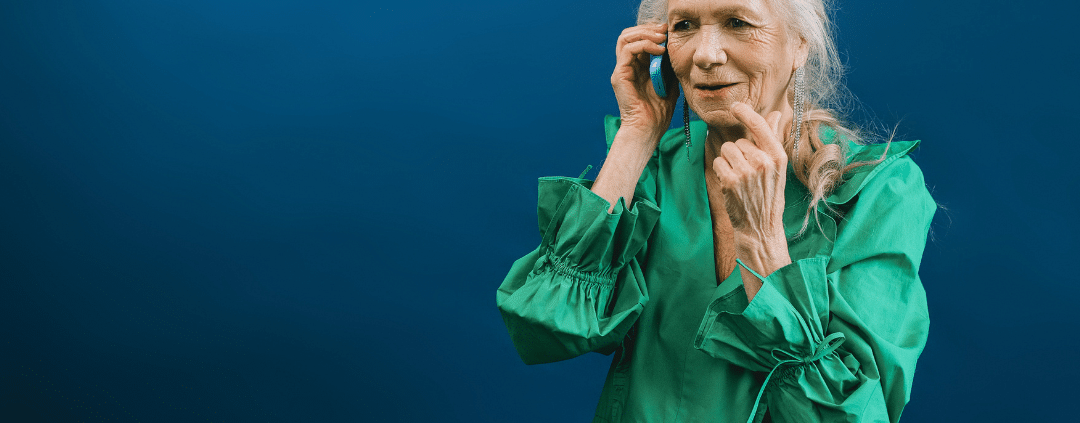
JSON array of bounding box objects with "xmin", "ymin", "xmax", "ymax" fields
[{"xmin": 2, "ymin": 0, "xmax": 1076, "ymax": 421}]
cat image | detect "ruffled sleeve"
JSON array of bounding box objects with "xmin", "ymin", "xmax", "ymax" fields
[
  {"xmin": 694, "ymin": 153, "xmax": 935, "ymax": 423},
  {"xmin": 497, "ymin": 177, "xmax": 660, "ymax": 365}
]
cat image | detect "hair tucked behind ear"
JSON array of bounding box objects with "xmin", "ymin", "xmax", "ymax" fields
[{"xmin": 637, "ymin": 0, "xmax": 891, "ymax": 237}]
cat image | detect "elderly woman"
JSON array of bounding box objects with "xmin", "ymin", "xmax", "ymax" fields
[{"xmin": 496, "ymin": 0, "xmax": 934, "ymax": 421}]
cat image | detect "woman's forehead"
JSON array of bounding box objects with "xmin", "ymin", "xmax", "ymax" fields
[{"xmin": 667, "ymin": 0, "xmax": 775, "ymax": 18}]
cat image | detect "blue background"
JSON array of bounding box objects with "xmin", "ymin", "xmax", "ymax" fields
[{"xmin": 1, "ymin": 0, "xmax": 1076, "ymax": 421}]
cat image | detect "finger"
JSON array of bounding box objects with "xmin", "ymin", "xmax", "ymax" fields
[
  {"xmin": 617, "ymin": 26, "xmax": 668, "ymax": 50},
  {"xmin": 720, "ymin": 140, "xmax": 751, "ymax": 172},
  {"xmin": 624, "ymin": 40, "xmax": 667, "ymax": 58},
  {"xmin": 616, "ymin": 39, "xmax": 667, "ymax": 69},
  {"xmin": 766, "ymin": 111, "xmax": 782, "ymax": 139},
  {"xmin": 736, "ymin": 138, "xmax": 775, "ymax": 172},
  {"xmin": 731, "ymin": 102, "xmax": 786, "ymax": 159},
  {"xmin": 734, "ymin": 138, "xmax": 766, "ymax": 164},
  {"xmin": 712, "ymin": 156, "xmax": 734, "ymax": 183},
  {"xmin": 765, "ymin": 111, "xmax": 786, "ymax": 162},
  {"xmin": 729, "ymin": 102, "xmax": 774, "ymax": 148}
]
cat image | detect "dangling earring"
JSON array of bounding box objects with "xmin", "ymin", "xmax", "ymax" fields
[
  {"xmin": 682, "ymin": 97, "xmax": 691, "ymax": 162},
  {"xmin": 791, "ymin": 67, "xmax": 806, "ymax": 168}
]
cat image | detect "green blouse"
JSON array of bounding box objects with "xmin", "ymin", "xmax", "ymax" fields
[{"xmin": 497, "ymin": 116, "xmax": 935, "ymax": 423}]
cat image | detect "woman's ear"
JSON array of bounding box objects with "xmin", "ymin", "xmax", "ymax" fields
[{"xmin": 793, "ymin": 36, "xmax": 809, "ymax": 70}]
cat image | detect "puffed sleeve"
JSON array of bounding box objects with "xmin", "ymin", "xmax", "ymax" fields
[
  {"xmin": 694, "ymin": 155, "xmax": 935, "ymax": 423},
  {"xmin": 496, "ymin": 177, "xmax": 660, "ymax": 364}
]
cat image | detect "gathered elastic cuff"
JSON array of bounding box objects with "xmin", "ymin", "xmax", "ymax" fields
[
  {"xmin": 497, "ymin": 247, "xmax": 649, "ymax": 365},
  {"xmin": 533, "ymin": 250, "xmax": 618, "ymax": 287}
]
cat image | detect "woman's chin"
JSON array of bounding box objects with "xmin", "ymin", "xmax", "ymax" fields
[{"xmin": 696, "ymin": 109, "xmax": 740, "ymax": 129}]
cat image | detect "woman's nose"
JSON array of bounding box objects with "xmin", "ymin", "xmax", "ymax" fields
[{"xmin": 693, "ymin": 26, "xmax": 727, "ymax": 69}]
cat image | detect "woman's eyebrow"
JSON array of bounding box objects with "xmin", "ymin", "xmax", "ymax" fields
[
  {"xmin": 668, "ymin": 5, "xmax": 763, "ymax": 21},
  {"xmin": 667, "ymin": 7, "xmax": 692, "ymax": 20}
]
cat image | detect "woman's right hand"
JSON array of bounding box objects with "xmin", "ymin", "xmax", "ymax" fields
[
  {"xmin": 593, "ymin": 23, "xmax": 679, "ymax": 211},
  {"xmin": 611, "ymin": 23, "xmax": 679, "ymax": 138}
]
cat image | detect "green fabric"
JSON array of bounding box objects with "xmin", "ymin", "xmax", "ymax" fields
[{"xmin": 496, "ymin": 116, "xmax": 935, "ymax": 423}]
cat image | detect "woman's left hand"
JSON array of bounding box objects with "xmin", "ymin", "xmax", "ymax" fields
[{"xmin": 713, "ymin": 102, "xmax": 792, "ymax": 290}]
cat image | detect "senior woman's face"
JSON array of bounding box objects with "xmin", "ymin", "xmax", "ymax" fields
[{"xmin": 666, "ymin": 0, "xmax": 805, "ymax": 128}]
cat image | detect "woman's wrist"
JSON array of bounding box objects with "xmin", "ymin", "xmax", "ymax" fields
[
  {"xmin": 591, "ymin": 127, "xmax": 662, "ymax": 212},
  {"xmin": 733, "ymin": 229, "xmax": 791, "ymax": 279},
  {"xmin": 612, "ymin": 124, "xmax": 664, "ymax": 151}
]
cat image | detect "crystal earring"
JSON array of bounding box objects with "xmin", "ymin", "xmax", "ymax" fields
[
  {"xmin": 791, "ymin": 67, "xmax": 806, "ymax": 167},
  {"xmin": 682, "ymin": 97, "xmax": 691, "ymax": 162}
]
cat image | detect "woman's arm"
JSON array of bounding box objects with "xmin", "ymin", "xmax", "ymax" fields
[
  {"xmin": 696, "ymin": 155, "xmax": 935, "ymax": 422},
  {"xmin": 710, "ymin": 102, "xmax": 793, "ymax": 300},
  {"xmin": 593, "ymin": 127, "xmax": 665, "ymax": 212},
  {"xmin": 497, "ymin": 23, "xmax": 678, "ymax": 363},
  {"xmin": 592, "ymin": 23, "xmax": 678, "ymax": 211}
]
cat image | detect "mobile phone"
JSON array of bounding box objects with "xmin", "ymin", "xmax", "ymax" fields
[{"xmin": 649, "ymin": 42, "xmax": 676, "ymax": 97}]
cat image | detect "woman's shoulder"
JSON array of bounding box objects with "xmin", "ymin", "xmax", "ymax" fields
[{"xmin": 822, "ymin": 126, "xmax": 926, "ymax": 206}]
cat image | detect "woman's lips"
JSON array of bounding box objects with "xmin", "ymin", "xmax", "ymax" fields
[
  {"xmin": 695, "ymin": 83, "xmax": 738, "ymax": 98},
  {"xmin": 697, "ymin": 83, "xmax": 737, "ymax": 89}
]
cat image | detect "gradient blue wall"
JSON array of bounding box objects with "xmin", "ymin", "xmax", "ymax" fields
[{"xmin": 1, "ymin": 0, "xmax": 1076, "ymax": 421}]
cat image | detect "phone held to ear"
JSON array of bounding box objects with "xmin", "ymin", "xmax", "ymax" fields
[{"xmin": 649, "ymin": 42, "xmax": 676, "ymax": 98}]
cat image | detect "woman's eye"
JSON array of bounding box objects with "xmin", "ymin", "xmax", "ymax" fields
[{"xmin": 672, "ymin": 20, "xmax": 692, "ymax": 31}]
